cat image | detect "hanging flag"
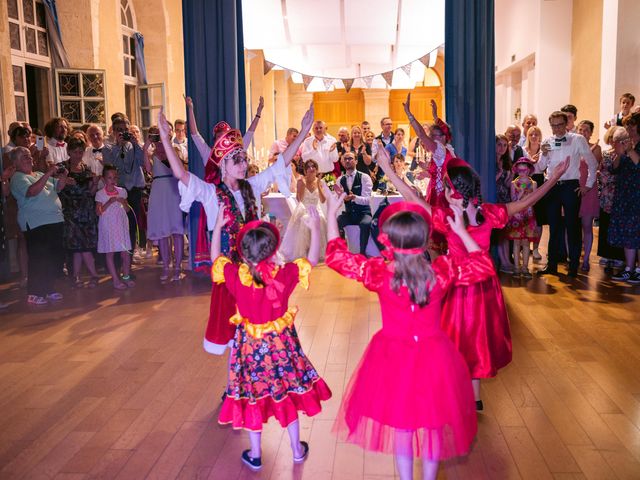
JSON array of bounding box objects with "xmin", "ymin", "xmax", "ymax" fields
[
  {"xmin": 283, "ymin": 69, "xmax": 291, "ymax": 81},
  {"xmin": 322, "ymin": 78, "xmax": 334, "ymax": 91},
  {"xmin": 302, "ymin": 74, "xmax": 314, "ymax": 90},
  {"xmin": 382, "ymin": 70, "xmax": 394, "ymax": 87},
  {"xmin": 362, "ymin": 76, "xmax": 374, "ymax": 88},
  {"xmin": 343, "ymin": 78, "xmax": 354, "ymax": 93},
  {"xmin": 401, "ymin": 63, "xmax": 412, "ymax": 78},
  {"xmin": 418, "ymin": 53, "xmax": 431, "ymax": 67},
  {"xmin": 263, "ymin": 60, "xmax": 276, "ymax": 75},
  {"xmin": 428, "ymin": 50, "xmax": 438, "ymax": 68},
  {"xmin": 246, "ymin": 50, "xmax": 257, "ymax": 61}
]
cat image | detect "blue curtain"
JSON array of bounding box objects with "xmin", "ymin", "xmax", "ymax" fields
[
  {"xmin": 182, "ymin": 0, "xmax": 247, "ymax": 268},
  {"xmin": 42, "ymin": 0, "xmax": 69, "ymax": 68},
  {"xmin": 134, "ymin": 33, "xmax": 148, "ymax": 85},
  {"xmin": 444, "ymin": 0, "xmax": 496, "ymax": 201}
]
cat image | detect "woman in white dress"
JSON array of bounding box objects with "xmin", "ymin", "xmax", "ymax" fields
[{"xmin": 280, "ymin": 159, "xmax": 328, "ymax": 262}]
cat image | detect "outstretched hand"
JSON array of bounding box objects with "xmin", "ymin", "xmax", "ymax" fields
[
  {"xmin": 215, "ymin": 204, "xmax": 230, "ymax": 229},
  {"xmin": 183, "ymin": 94, "xmax": 193, "ymax": 109},
  {"xmin": 446, "ymin": 204, "xmax": 466, "ymax": 234},
  {"xmin": 376, "ymin": 145, "xmax": 392, "ymax": 171},
  {"xmin": 157, "ymin": 107, "xmax": 171, "ymax": 140},
  {"xmin": 552, "ymin": 156, "xmax": 570, "ymax": 179},
  {"xmin": 431, "ymin": 99, "xmax": 438, "ymax": 119},
  {"xmin": 320, "ymin": 180, "xmax": 345, "ymax": 217},
  {"xmin": 301, "ymin": 102, "xmax": 315, "ymax": 133},
  {"xmin": 403, "ymin": 93, "xmax": 412, "ymax": 118},
  {"xmin": 256, "ymin": 96, "xmax": 264, "ymax": 116}
]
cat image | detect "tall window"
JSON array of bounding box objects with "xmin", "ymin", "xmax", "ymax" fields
[
  {"xmin": 121, "ymin": 0, "xmax": 137, "ymax": 84},
  {"xmin": 8, "ymin": 0, "xmax": 52, "ymax": 123}
]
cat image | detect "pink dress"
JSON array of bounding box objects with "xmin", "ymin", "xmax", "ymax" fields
[
  {"xmin": 506, "ymin": 177, "xmax": 541, "ymax": 242},
  {"xmin": 579, "ymin": 158, "xmax": 599, "ymax": 218},
  {"xmin": 433, "ymin": 204, "xmax": 513, "ymax": 378},
  {"xmin": 95, "ymin": 187, "xmax": 130, "ymax": 253},
  {"xmin": 326, "ymin": 238, "xmax": 494, "ymax": 460}
]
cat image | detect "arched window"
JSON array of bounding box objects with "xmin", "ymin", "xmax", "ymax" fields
[{"xmin": 121, "ymin": 0, "xmax": 137, "ymax": 84}]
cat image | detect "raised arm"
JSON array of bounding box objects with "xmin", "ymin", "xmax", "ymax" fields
[
  {"xmin": 158, "ymin": 108, "xmax": 190, "ymax": 186},
  {"xmin": 447, "ymin": 205, "xmax": 481, "ymax": 253},
  {"xmin": 184, "ymin": 95, "xmax": 199, "ymax": 137},
  {"xmin": 304, "ymin": 206, "xmax": 321, "ymax": 266},
  {"xmin": 506, "ymin": 156, "xmax": 569, "ymax": 217},
  {"xmin": 243, "ymin": 96, "xmax": 264, "ymax": 149},
  {"xmin": 322, "ymin": 180, "xmax": 346, "ymax": 241},
  {"xmin": 210, "ymin": 204, "xmax": 229, "ymax": 260},
  {"xmin": 26, "ymin": 164, "xmax": 57, "ymax": 197},
  {"xmin": 282, "ymin": 103, "xmax": 314, "ymax": 168},
  {"xmin": 403, "ymin": 93, "xmax": 438, "ymax": 153},
  {"xmin": 376, "ymin": 146, "xmax": 431, "ymax": 214}
]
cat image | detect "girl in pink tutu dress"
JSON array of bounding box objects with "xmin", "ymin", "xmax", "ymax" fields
[
  {"xmin": 324, "ymin": 183, "xmax": 495, "ymax": 480},
  {"xmin": 210, "ymin": 204, "xmax": 331, "ymax": 471}
]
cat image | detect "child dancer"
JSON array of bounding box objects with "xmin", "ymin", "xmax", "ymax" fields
[
  {"xmin": 324, "ymin": 183, "xmax": 494, "ymax": 480},
  {"xmin": 211, "ymin": 204, "xmax": 331, "ymax": 471},
  {"xmin": 375, "ymin": 147, "xmax": 569, "ymax": 410},
  {"xmin": 95, "ymin": 165, "xmax": 135, "ymax": 289},
  {"xmin": 506, "ymin": 158, "xmax": 541, "ymax": 278}
]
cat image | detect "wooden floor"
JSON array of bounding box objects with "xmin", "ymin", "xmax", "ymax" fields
[{"xmin": 0, "ymin": 238, "xmax": 639, "ymax": 479}]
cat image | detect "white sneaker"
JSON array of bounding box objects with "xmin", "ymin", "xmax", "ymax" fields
[
  {"xmin": 27, "ymin": 295, "xmax": 48, "ymax": 305},
  {"xmin": 46, "ymin": 292, "xmax": 63, "ymax": 301}
]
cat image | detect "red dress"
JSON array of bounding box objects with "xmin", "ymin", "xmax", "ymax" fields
[
  {"xmin": 425, "ymin": 145, "xmax": 454, "ymax": 253},
  {"xmin": 433, "ymin": 203, "xmax": 513, "ymax": 378},
  {"xmin": 326, "ymin": 238, "xmax": 494, "ymax": 460},
  {"xmin": 213, "ymin": 256, "xmax": 332, "ymax": 432}
]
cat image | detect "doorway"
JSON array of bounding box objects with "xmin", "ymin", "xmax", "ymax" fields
[{"xmin": 25, "ymin": 64, "xmax": 51, "ymax": 131}]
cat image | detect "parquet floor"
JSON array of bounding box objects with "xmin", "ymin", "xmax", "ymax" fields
[{"xmin": 0, "ymin": 235, "xmax": 639, "ymax": 479}]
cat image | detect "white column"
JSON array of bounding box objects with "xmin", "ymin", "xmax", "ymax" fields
[{"xmin": 599, "ymin": 0, "xmax": 619, "ymax": 135}]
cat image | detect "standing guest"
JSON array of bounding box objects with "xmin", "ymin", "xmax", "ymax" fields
[
  {"xmin": 95, "ymin": 165, "xmax": 135, "ymax": 289},
  {"xmin": 59, "ymin": 138, "xmax": 100, "ymax": 287},
  {"xmin": 518, "ymin": 114, "xmax": 538, "ymax": 147},
  {"xmin": 610, "ymin": 114, "xmax": 640, "ymax": 283},
  {"xmin": 576, "ymin": 120, "xmax": 602, "ymax": 271},
  {"xmin": 158, "ymin": 104, "xmax": 313, "ymax": 355},
  {"xmin": 495, "ymin": 134, "xmax": 514, "ymax": 272},
  {"xmin": 280, "ymin": 159, "xmax": 327, "ymax": 262},
  {"xmin": 101, "ymin": 116, "xmax": 150, "ymax": 257},
  {"xmin": 325, "ymin": 188, "xmax": 492, "ymax": 480},
  {"xmin": 376, "ymin": 117, "xmax": 394, "ymax": 147},
  {"xmin": 537, "ymin": 111, "xmax": 598, "ymax": 277},
  {"xmin": 173, "ymin": 119, "xmax": 188, "ymax": 163},
  {"xmin": 561, "ymin": 104, "xmax": 578, "ymax": 133},
  {"xmin": 9, "ymin": 147, "xmax": 68, "ymax": 305},
  {"xmin": 349, "ymin": 125, "xmax": 373, "ymax": 177},
  {"xmin": 335, "ymin": 126, "xmax": 351, "ymax": 158},
  {"xmin": 361, "ymin": 121, "xmax": 371, "ymax": 135},
  {"xmin": 385, "ymin": 128, "xmax": 407, "ymax": 160},
  {"xmin": 598, "ymin": 127, "xmax": 625, "ymax": 269},
  {"xmin": 336, "ymin": 152, "xmax": 373, "ymax": 255},
  {"xmin": 44, "ymin": 117, "xmax": 70, "ymax": 164},
  {"xmin": 604, "ymin": 93, "xmax": 634, "ymax": 129},
  {"xmin": 523, "ymin": 125, "xmax": 545, "ymax": 260},
  {"xmin": 143, "ymin": 127, "xmax": 185, "ymax": 282},
  {"xmin": 506, "ymin": 158, "xmax": 541, "ymax": 278},
  {"xmin": 83, "ymin": 124, "xmax": 106, "ymax": 176},
  {"xmin": 301, "ymin": 120, "xmax": 339, "ymax": 175},
  {"xmin": 3, "ymin": 122, "xmax": 23, "ymax": 155},
  {"xmin": 391, "ymin": 153, "xmax": 414, "ymax": 188},
  {"xmin": 211, "ymin": 206, "xmax": 330, "ymax": 470},
  {"xmin": 268, "ymin": 127, "xmax": 300, "ymax": 165},
  {"xmin": 505, "ymin": 125, "xmax": 524, "ymax": 162}
]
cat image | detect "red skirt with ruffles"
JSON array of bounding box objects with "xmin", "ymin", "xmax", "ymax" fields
[{"xmin": 219, "ymin": 323, "xmax": 331, "ymax": 431}]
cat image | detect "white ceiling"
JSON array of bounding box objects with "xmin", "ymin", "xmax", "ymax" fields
[{"xmin": 242, "ymin": 0, "xmax": 444, "ymax": 89}]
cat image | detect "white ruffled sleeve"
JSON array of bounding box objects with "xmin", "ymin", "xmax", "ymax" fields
[
  {"xmin": 178, "ymin": 174, "xmax": 220, "ymax": 229},
  {"xmin": 248, "ymin": 153, "xmax": 292, "ymax": 197}
]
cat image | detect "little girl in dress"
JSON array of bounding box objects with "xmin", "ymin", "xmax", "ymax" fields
[
  {"xmin": 211, "ymin": 203, "xmax": 331, "ymax": 471},
  {"xmin": 506, "ymin": 158, "xmax": 541, "ymax": 278},
  {"xmin": 95, "ymin": 165, "xmax": 135, "ymax": 289},
  {"xmin": 323, "ymin": 183, "xmax": 494, "ymax": 480}
]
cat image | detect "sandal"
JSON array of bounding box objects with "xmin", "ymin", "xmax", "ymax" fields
[
  {"xmin": 293, "ymin": 441, "xmax": 309, "ymax": 463},
  {"xmin": 171, "ymin": 270, "xmax": 185, "ymax": 282}
]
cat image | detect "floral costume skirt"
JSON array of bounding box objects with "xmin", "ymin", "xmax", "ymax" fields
[{"xmin": 218, "ymin": 323, "xmax": 332, "ymax": 431}]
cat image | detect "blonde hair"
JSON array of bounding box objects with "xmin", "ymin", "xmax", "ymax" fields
[{"xmin": 524, "ymin": 126, "xmax": 543, "ymax": 151}]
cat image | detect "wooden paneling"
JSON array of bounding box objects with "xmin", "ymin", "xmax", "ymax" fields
[
  {"xmin": 389, "ymin": 87, "xmax": 443, "ymax": 137},
  {"xmin": 313, "ymin": 88, "xmax": 365, "ymax": 136}
]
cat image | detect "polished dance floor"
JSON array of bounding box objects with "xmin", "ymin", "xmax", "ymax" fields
[{"xmin": 0, "ymin": 237, "xmax": 639, "ymax": 479}]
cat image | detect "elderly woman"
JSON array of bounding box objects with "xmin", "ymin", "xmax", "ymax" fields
[{"xmin": 9, "ymin": 147, "xmax": 69, "ymax": 305}]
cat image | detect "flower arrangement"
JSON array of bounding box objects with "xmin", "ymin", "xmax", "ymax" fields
[{"xmin": 322, "ymin": 172, "xmax": 337, "ymax": 190}]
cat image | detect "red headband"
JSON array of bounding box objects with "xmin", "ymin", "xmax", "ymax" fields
[{"xmin": 377, "ymin": 201, "xmax": 432, "ymax": 260}]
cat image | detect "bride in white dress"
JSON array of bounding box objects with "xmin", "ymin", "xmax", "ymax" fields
[{"xmin": 280, "ymin": 159, "xmax": 328, "ymax": 261}]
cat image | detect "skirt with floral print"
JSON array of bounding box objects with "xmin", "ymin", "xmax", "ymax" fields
[{"xmin": 218, "ymin": 323, "xmax": 332, "ymax": 431}]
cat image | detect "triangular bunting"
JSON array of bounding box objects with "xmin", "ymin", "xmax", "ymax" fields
[
  {"xmin": 418, "ymin": 53, "xmax": 431, "ymax": 67},
  {"xmin": 246, "ymin": 50, "xmax": 257, "ymax": 61},
  {"xmin": 322, "ymin": 78, "xmax": 334, "ymax": 91},
  {"xmin": 283, "ymin": 69, "xmax": 291, "ymax": 81},
  {"xmin": 302, "ymin": 74, "xmax": 314, "ymax": 89},
  {"xmin": 263, "ymin": 60, "xmax": 276, "ymax": 75},
  {"xmin": 343, "ymin": 78, "xmax": 354, "ymax": 93},
  {"xmin": 362, "ymin": 76, "xmax": 373, "ymax": 88},
  {"xmin": 428, "ymin": 50, "xmax": 438, "ymax": 68},
  {"xmin": 381, "ymin": 70, "xmax": 394, "ymax": 87},
  {"xmin": 401, "ymin": 63, "xmax": 412, "ymax": 78}
]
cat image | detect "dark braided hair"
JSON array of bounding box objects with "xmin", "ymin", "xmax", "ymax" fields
[
  {"xmin": 447, "ymin": 166, "xmax": 485, "ymax": 227},
  {"xmin": 240, "ymin": 226, "xmax": 278, "ymax": 286}
]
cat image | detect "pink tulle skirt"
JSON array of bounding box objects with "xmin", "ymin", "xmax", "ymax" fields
[{"xmin": 333, "ymin": 331, "xmax": 477, "ymax": 460}]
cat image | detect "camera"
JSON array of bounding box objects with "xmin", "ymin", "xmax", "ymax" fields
[
  {"xmin": 121, "ymin": 130, "xmax": 132, "ymax": 141},
  {"xmin": 149, "ymin": 133, "xmax": 160, "ymax": 142}
]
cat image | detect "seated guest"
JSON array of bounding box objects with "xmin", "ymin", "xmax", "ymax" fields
[
  {"xmin": 336, "ymin": 152, "xmax": 373, "ymax": 255},
  {"xmin": 83, "ymin": 124, "xmax": 106, "ymax": 176},
  {"xmin": 9, "ymin": 147, "xmax": 69, "ymax": 305},
  {"xmin": 44, "ymin": 117, "xmax": 70, "ymax": 164},
  {"xmin": 301, "ymin": 120, "xmax": 339, "ymax": 175}
]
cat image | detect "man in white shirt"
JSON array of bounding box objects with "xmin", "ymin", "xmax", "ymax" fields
[
  {"xmin": 561, "ymin": 104, "xmax": 578, "ymax": 133},
  {"xmin": 336, "ymin": 152, "xmax": 373, "ymax": 255},
  {"xmin": 301, "ymin": 120, "xmax": 338, "ymax": 174},
  {"xmin": 518, "ymin": 114, "xmax": 538, "ymax": 147},
  {"xmin": 536, "ymin": 111, "xmax": 597, "ymax": 277},
  {"xmin": 82, "ymin": 124, "xmax": 105, "ymax": 176},
  {"xmin": 505, "ymin": 124, "xmax": 524, "ymax": 161},
  {"xmin": 44, "ymin": 117, "xmax": 70, "ymax": 164},
  {"xmin": 173, "ymin": 119, "xmax": 188, "ymax": 164},
  {"xmin": 268, "ymin": 127, "xmax": 300, "ymax": 164}
]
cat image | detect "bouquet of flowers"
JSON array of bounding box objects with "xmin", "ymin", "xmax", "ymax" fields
[{"xmin": 322, "ymin": 172, "xmax": 337, "ymax": 190}]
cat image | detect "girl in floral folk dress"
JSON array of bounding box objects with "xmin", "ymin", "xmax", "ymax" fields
[
  {"xmin": 210, "ymin": 204, "xmax": 331, "ymax": 471},
  {"xmin": 506, "ymin": 158, "xmax": 541, "ymax": 277}
]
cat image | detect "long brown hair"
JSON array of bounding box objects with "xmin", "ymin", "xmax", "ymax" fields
[
  {"xmin": 384, "ymin": 211, "xmax": 435, "ymax": 307},
  {"xmin": 240, "ymin": 226, "xmax": 278, "ymax": 286},
  {"xmin": 496, "ymin": 134, "xmax": 512, "ymax": 171}
]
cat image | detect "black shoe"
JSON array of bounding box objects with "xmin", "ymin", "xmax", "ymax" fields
[
  {"xmin": 537, "ymin": 265, "xmax": 558, "ymax": 276},
  {"xmin": 241, "ymin": 450, "xmax": 262, "ymax": 470},
  {"xmin": 293, "ymin": 441, "xmax": 309, "ymax": 463},
  {"xmin": 567, "ymin": 268, "xmax": 578, "ymax": 278},
  {"xmin": 475, "ymin": 400, "xmax": 484, "ymax": 411}
]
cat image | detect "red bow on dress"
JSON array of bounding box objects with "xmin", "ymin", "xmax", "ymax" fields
[{"xmin": 254, "ymin": 261, "xmax": 285, "ymax": 310}]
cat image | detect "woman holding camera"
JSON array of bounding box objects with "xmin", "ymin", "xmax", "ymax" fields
[
  {"xmin": 143, "ymin": 127, "xmax": 185, "ymax": 282},
  {"xmin": 9, "ymin": 146, "xmax": 69, "ymax": 305}
]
